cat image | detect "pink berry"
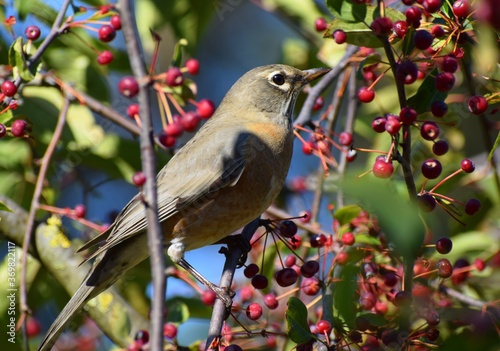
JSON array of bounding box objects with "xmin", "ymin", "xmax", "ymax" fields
[
  {"xmin": 1, "ymin": 81, "xmax": 17, "ymax": 97},
  {"xmin": 264, "ymin": 293, "xmax": 279, "ymax": 309},
  {"xmin": 185, "ymin": 58, "xmax": 200, "ymax": 75},
  {"xmin": 468, "ymin": 95, "xmax": 488, "ymax": 114},
  {"xmin": 372, "ymin": 116, "xmax": 387, "ymax": 133},
  {"xmin": 423, "ymin": 0, "xmax": 442, "ymax": 13},
  {"xmin": 98, "ymin": 24, "xmax": 116, "ymax": 42},
  {"xmin": 312, "ymin": 96, "xmax": 324, "ymax": 111},
  {"xmin": 393, "ymin": 20, "xmax": 408, "ymax": 38},
  {"xmin": 474, "ymin": 258, "xmax": 486, "ymax": 271},
  {"xmin": 197, "ymin": 99, "xmax": 215, "ymax": 119},
  {"xmin": 315, "ymin": 17, "xmax": 328, "ymax": 32},
  {"xmin": 336, "ymin": 251, "xmax": 349, "ymax": 265},
  {"xmin": 158, "ymin": 132, "xmax": 176, "ymax": 148},
  {"xmin": 373, "ymin": 157, "xmax": 394, "ymax": 178},
  {"xmin": 332, "ymin": 29, "xmax": 347, "ymax": 44},
  {"xmin": 421, "ymin": 158, "xmax": 442, "ymax": 179},
  {"xmin": 357, "ymin": 86, "xmax": 375, "ymax": 103},
  {"xmin": 246, "ymin": 302, "xmax": 263, "ymax": 320},
  {"xmin": 74, "ymin": 204, "xmax": 86, "ymax": 218},
  {"xmin": 316, "ymin": 320, "xmax": 332, "ymax": 334},
  {"xmin": 370, "ymin": 17, "xmax": 393, "ymax": 36},
  {"xmin": 10, "ymin": 119, "xmax": 27, "ymax": 137},
  {"xmin": 165, "ymin": 120, "xmax": 184, "ymax": 138},
  {"xmin": 301, "ymin": 277, "xmax": 320, "ymax": 295},
  {"xmin": 302, "ymin": 141, "xmax": 316, "ymax": 155},
  {"xmin": 180, "ymin": 111, "xmax": 200, "ymax": 132},
  {"xmin": 110, "ymin": 15, "xmax": 122, "ymax": 30},
  {"xmin": 25, "ymin": 25, "xmax": 41, "ymax": 40},
  {"xmin": 405, "ymin": 7, "xmax": 422, "ymax": 23},
  {"xmin": 201, "ymin": 290, "xmax": 216, "ymax": 306},
  {"xmin": 163, "ymin": 323, "xmax": 177, "ymax": 339},
  {"xmin": 431, "ymin": 24, "xmax": 445, "ymax": 37},
  {"xmin": 118, "ymin": 76, "xmax": 139, "ymax": 98},
  {"xmin": 132, "ymin": 171, "xmax": 146, "ymax": 186},
  {"xmin": 399, "ymin": 107, "xmax": 417, "ymax": 124},
  {"xmin": 385, "ymin": 114, "xmax": 401, "ymax": 134},
  {"xmin": 339, "ymin": 131, "xmax": 353, "ymax": 146},
  {"xmin": 26, "ymin": 317, "xmax": 41, "ymax": 338},
  {"xmin": 166, "ymin": 67, "xmax": 184, "ymax": 87},
  {"xmin": 460, "ymin": 158, "xmax": 475, "ymax": 173},
  {"xmin": 97, "ymin": 50, "xmax": 114, "ymax": 65},
  {"xmin": 284, "ymin": 254, "xmax": 296, "ymax": 267},
  {"xmin": 341, "ymin": 232, "xmax": 355, "ymax": 245}
]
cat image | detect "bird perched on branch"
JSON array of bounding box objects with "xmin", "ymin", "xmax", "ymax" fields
[{"xmin": 38, "ymin": 64, "xmax": 329, "ymax": 351}]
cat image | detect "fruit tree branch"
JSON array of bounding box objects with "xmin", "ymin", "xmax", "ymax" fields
[{"xmin": 118, "ymin": 2, "xmax": 165, "ymax": 351}]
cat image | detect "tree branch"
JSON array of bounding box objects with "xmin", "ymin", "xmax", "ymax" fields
[{"xmin": 118, "ymin": 2, "xmax": 164, "ymax": 351}]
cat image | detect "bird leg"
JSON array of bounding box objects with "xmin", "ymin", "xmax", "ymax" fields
[{"xmin": 177, "ymin": 258, "xmax": 234, "ymax": 308}]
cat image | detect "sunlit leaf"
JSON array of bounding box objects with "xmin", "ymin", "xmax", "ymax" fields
[{"xmin": 286, "ymin": 297, "xmax": 312, "ymax": 344}]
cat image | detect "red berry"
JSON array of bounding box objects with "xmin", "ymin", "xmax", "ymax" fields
[
  {"xmin": 452, "ymin": 0, "xmax": 471, "ymax": 18},
  {"xmin": 197, "ymin": 99, "xmax": 215, "ymax": 119},
  {"xmin": 436, "ymin": 237, "xmax": 453, "ymax": 254},
  {"xmin": 0, "ymin": 124, "xmax": 6, "ymax": 138},
  {"xmin": 163, "ymin": 323, "xmax": 177, "ymax": 339},
  {"xmin": 339, "ymin": 131, "xmax": 353, "ymax": 146},
  {"xmin": 460, "ymin": 158, "xmax": 475, "ymax": 173},
  {"xmin": 433, "ymin": 140, "xmax": 449, "ymax": 156},
  {"xmin": 11, "ymin": 119, "xmax": 27, "ymax": 137},
  {"xmin": 399, "ymin": 107, "xmax": 417, "ymax": 125},
  {"xmin": 315, "ymin": 17, "xmax": 328, "ymax": 32},
  {"xmin": 264, "ymin": 293, "xmax": 279, "ymax": 309},
  {"xmin": 97, "ymin": 50, "xmax": 114, "ymax": 65},
  {"xmin": 110, "ymin": 14, "xmax": 122, "ymax": 30},
  {"xmin": 251, "ymin": 274, "xmax": 268, "ymax": 289},
  {"xmin": 201, "ymin": 289, "xmax": 216, "ymax": 306},
  {"xmin": 396, "ymin": 60, "xmax": 418, "ymax": 84},
  {"xmin": 346, "ymin": 149, "xmax": 357, "ymax": 162},
  {"xmin": 244, "ymin": 263, "xmax": 259, "ymax": 278},
  {"xmin": 426, "ymin": 310, "xmax": 441, "ymax": 326},
  {"xmin": 134, "ymin": 330, "xmax": 150, "ymax": 345},
  {"xmin": 418, "ymin": 193, "xmax": 437, "ymax": 212},
  {"xmin": 372, "ymin": 116, "xmax": 387, "ymax": 133},
  {"xmin": 383, "ymin": 272, "xmax": 398, "ymax": 287},
  {"xmin": 1, "ymin": 81, "xmax": 17, "ymax": 97},
  {"xmin": 26, "ymin": 317, "xmax": 41, "ymax": 338},
  {"xmin": 336, "ymin": 251, "xmax": 349, "ymax": 265},
  {"xmin": 284, "ymin": 254, "xmax": 296, "ymax": 267},
  {"xmin": 301, "ymin": 277, "xmax": 320, "ymax": 295},
  {"xmin": 474, "ymin": 258, "xmax": 486, "ymax": 271},
  {"xmin": 332, "ymin": 29, "xmax": 347, "ymax": 44},
  {"xmin": 468, "ymin": 95, "xmax": 488, "ymax": 114},
  {"xmin": 394, "ymin": 291, "xmax": 412, "ymax": 307},
  {"xmin": 240, "ymin": 286, "xmax": 253, "ymax": 302},
  {"xmin": 310, "ymin": 233, "xmax": 327, "ymax": 248},
  {"xmin": 359, "ymin": 291, "xmax": 376, "ymax": 310},
  {"xmin": 427, "ymin": 327, "xmax": 440, "ymax": 341},
  {"xmin": 437, "ymin": 258, "xmax": 453, "ymax": 278},
  {"xmin": 373, "ymin": 157, "xmax": 394, "ymax": 178},
  {"xmin": 312, "ymin": 96, "xmax": 324, "ymax": 111},
  {"xmin": 98, "ymin": 24, "xmax": 116, "ymax": 42},
  {"xmin": 118, "ymin": 76, "xmax": 139, "ymax": 98},
  {"xmin": 421, "ymin": 159, "xmax": 442, "ymax": 179},
  {"xmin": 341, "ymin": 232, "xmax": 355, "ymax": 246},
  {"xmin": 316, "ymin": 320, "xmax": 332, "ymax": 334},
  {"xmin": 423, "ymin": 0, "xmax": 442, "ymax": 13},
  {"xmin": 370, "ymin": 17, "xmax": 393, "ymax": 36},
  {"xmin": 158, "ymin": 132, "xmax": 175, "ymax": 148},
  {"xmin": 393, "ymin": 20, "xmax": 408, "ymax": 38},
  {"xmin": 132, "ymin": 171, "xmax": 146, "ymax": 186},
  {"xmin": 246, "ymin": 302, "xmax": 263, "ymax": 320},
  {"xmin": 435, "ymin": 72, "xmax": 455, "ymax": 92},
  {"xmin": 185, "ymin": 58, "xmax": 200, "ymax": 75},
  {"xmin": 357, "ymin": 86, "xmax": 375, "ymax": 103},
  {"xmin": 126, "ymin": 104, "xmax": 139, "ymax": 118},
  {"xmin": 405, "ymin": 7, "xmax": 422, "ymax": 24},
  {"xmin": 302, "ymin": 141, "xmax": 316, "ymax": 155},
  {"xmin": 275, "ymin": 268, "xmax": 298, "ymax": 287},
  {"xmin": 300, "ymin": 260, "xmax": 320, "ymax": 278},
  {"xmin": 166, "ymin": 67, "xmax": 184, "ymax": 87},
  {"xmin": 431, "ymin": 24, "xmax": 445, "ymax": 37},
  {"xmin": 25, "ymin": 25, "xmax": 41, "ymax": 40},
  {"xmin": 165, "ymin": 121, "xmax": 183, "ymax": 138},
  {"xmin": 74, "ymin": 204, "xmax": 86, "ymax": 218},
  {"xmin": 452, "ymin": 258, "xmax": 470, "ymax": 285},
  {"xmin": 414, "ymin": 30, "xmax": 434, "ymax": 50},
  {"xmin": 441, "ymin": 56, "xmax": 458, "ymax": 73},
  {"xmin": 421, "ymin": 121, "xmax": 440, "ymax": 140},
  {"xmin": 181, "ymin": 111, "xmax": 200, "ymax": 132},
  {"xmin": 431, "ymin": 101, "xmax": 448, "ymax": 117},
  {"xmin": 465, "ymin": 198, "xmax": 481, "ymax": 215}
]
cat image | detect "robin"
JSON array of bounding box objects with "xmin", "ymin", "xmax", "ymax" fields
[{"xmin": 38, "ymin": 64, "xmax": 329, "ymax": 350}]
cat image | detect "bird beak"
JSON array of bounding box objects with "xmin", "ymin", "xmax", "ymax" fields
[{"xmin": 302, "ymin": 67, "xmax": 331, "ymax": 84}]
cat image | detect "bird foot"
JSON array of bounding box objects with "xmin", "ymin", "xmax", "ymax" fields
[{"xmin": 211, "ymin": 284, "xmax": 235, "ymax": 309}]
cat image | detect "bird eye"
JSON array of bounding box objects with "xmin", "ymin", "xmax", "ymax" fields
[{"xmin": 272, "ymin": 74, "xmax": 285, "ymax": 86}]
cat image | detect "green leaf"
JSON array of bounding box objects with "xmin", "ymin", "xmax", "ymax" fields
[
  {"xmin": 171, "ymin": 38, "xmax": 188, "ymax": 67},
  {"xmin": 286, "ymin": 297, "xmax": 312, "ymax": 344},
  {"xmin": 357, "ymin": 312, "xmax": 389, "ymax": 327},
  {"xmin": 14, "ymin": 0, "xmax": 34, "ymax": 21},
  {"xmin": 8, "ymin": 37, "xmax": 36, "ymax": 82},
  {"xmin": 335, "ymin": 204, "xmax": 363, "ymax": 226},
  {"xmin": 326, "ymin": 0, "xmax": 368, "ymax": 23},
  {"xmin": 0, "ymin": 110, "xmax": 14, "ymax": 124},
  {"xmin": 334, "ymin": 263, "xmax": 359, "ymax": 327},
  {"xmin": 324, "ymin": 5, "xmax": 406, "ymax": 48},
  {"xmin": 0, "ymin": 201, "xmax": 12, "ymax": 212},
  {"xmin": 166, "ymin": 300, "xmax": 190, "ymax": 324},
  {"xmin": 407, "ymin": 68, "xmax": 447, "ymax": 114},
  {"xmin": 354, "ymin": 234, "xmax": 381, "ymax": 246}
]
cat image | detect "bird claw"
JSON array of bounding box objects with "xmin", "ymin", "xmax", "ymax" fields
[{"xmin": 212, "ymin": 285, "xmax": 234, "ymax": 309}]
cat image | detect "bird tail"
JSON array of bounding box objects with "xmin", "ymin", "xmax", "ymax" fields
[{"xmin": 37, "ymin": 283, "xmax": 95, "ymax": 351}]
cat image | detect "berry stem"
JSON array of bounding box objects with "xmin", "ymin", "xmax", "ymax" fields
[{"xmin": 428, "ymin": 168, "xmax": 463, "ymax": 193}]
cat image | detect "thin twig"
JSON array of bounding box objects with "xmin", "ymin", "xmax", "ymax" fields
[
  {"xmin": 294, "ymin": 45, "xmax": 359, "ymax": 127},
  {"xmin": 20, "ymin": 97, "xmax": 70, "ymax": 350},
  {"xmin": 119, "ymin": 2, "xmax": 164, "ymax": 351}
]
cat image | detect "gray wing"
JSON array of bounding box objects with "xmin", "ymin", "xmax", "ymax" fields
[{"xmin": 79, "ymin": 125, "xmax": 252, "ymax": 261}]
